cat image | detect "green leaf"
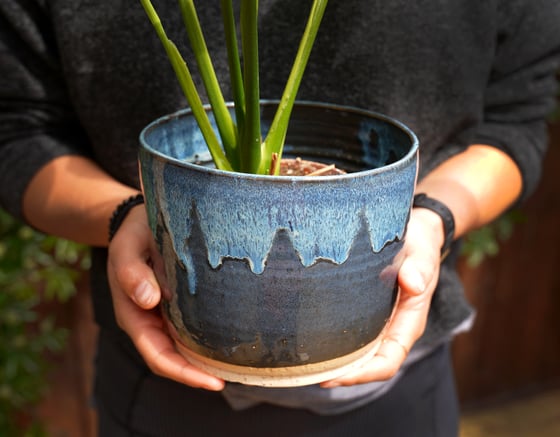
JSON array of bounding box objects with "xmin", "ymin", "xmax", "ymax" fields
[
  {"xmin": 239, "ymin": 0, "xmax": 262, "ymax": 174},
  {"xmin": 220, "ymin": 0, "xmax": 246, "ymax": 147},
  {"xmin": 139, "ymin": 0, "xmax": 234, "ymax": 171},
  {"xmin": 261, "ymin": 0, "xmax": 329, "ymax": 174},
  {"xmin": 178, "ymin": 0, "xmax": 239, "ymax": 163},
  {"xmin": 461, "ymin": 210, "xmax": 525, "ymax": 267}
]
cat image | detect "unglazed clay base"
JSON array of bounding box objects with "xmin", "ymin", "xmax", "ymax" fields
[{"xmin": 175, "ymin": 333, "xmax": 385, "ymax": 387}]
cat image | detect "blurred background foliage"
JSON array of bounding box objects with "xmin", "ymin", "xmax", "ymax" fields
[
  {"xmin": 0, "ymin": 208, "xmax": 90, "ymax": 436},
  {"xmin": 549, "ymin": 84, "xmax": 560, "ymax": 122},
  {"xmin": 460, "ymin": 210, "xmax": 526, "ymax": 267}
]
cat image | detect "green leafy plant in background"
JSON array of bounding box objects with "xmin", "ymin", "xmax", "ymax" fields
[
  {"xmin": 461, "ymin": 210, "xmax": 526, "ymax": 267},
  {"xmin": 0, "ymin": 209, "xmax": 90, "ymax": 436},
  {"xmin": 549, "ymin": 95, "xmax": 560, "ymax": 122},
  {"xmin": 140, "ymin": 0, "xmax": 328, "ymax": 175}
]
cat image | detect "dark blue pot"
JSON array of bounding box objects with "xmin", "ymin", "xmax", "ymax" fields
[{"xmin": 139, "ymin": 101, "xmax": 418, "ymax": 386}]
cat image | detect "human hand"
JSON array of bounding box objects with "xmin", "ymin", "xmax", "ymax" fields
[
  {"xmin": 321, "ymin": 207, "xmax": 445, "ymax": 388},
  {"xmin": 107, "ymin": 204, "xmax": 225, "ymax": 391}
]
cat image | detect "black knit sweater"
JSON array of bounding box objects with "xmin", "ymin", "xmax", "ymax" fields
[{"xmin": 1, "ymin": 0, "xmax": 559, "ymax": 418}]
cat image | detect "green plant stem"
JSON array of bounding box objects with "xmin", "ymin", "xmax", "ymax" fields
[
  {"xmin": 240, "ymin": 0, "xmax": 262, "ymax": 174},
  {"xmin": 220, "ymin": 0, "xmax": 246, "ymax": 141},
  {"xmin": 178, "ymin": 0, "xmax": 238, "ymax": 165},
  {"xmin": 141, "ymin": 0, "xmax": 328, "ymax": 175},
  {"xmin": 261, "ymin": 0, "xmax": 328, "ymax": 175},
  {"xmin": 140, "ymin": 0, "xmax": 233, "ymax": 171}
]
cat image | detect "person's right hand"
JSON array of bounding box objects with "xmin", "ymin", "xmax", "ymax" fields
[{"xmin": 107, "ymin": 203, "xmax": 225, "ymax": 391}]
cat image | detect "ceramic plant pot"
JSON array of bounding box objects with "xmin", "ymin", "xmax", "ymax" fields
[{"xmin": 139, "ymin": 101, "xmax": 418, "ymax": 387}]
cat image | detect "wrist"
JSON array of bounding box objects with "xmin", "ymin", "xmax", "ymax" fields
[
  {"xmin": 108, "ymin": 193, "xmax": 145, "ymax": 242},
  {"xmin": 412, "ymin": 193, "xmax": 455, "ymax": 259}
]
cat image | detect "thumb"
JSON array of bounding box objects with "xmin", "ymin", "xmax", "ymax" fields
[
  {"xmin": 107, "ymin": 208, "xmax": 161, "ymax": 309},
  {"xmin": 398, "ymin": 257, "xmax": 428, "ymax": 296}
]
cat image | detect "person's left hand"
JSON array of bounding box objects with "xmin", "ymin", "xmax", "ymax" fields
[{"xmin": 321, "ymin": 206, "xmax": 445, "ymax": 387}]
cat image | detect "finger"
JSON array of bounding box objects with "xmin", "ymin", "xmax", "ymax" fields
[
  {"xmin": 398, "ymin": 210, "xmax": 444, "ymax": 295},
  {"xmin": 398, "ymin": 257, "xmax": 427, "ymax": 295},
  {"xmin": 135, "ymin": 317, "xmax": 226, "ymax": 391},
  {"xmin": 322, "ymin": 284, "xmax": 432, "ymax": 387},
  {"xmin": 111, "ymin": 279, "xmax": 225, "ymax": 391},
  {"xmin": 108, "ymin": 209, "xmax": 161, "ymax": 309},
  {"xmin": 321, "ymin": 334, "xmax": 410, "ymax": 388},
  {"xmin": 321, "ymin": 314, "xmax": 419, "ymax": 387}
]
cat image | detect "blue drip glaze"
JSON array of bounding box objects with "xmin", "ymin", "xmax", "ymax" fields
[
  {"xmin": 149, "ymin": 157, "xmax": 415, "ymax": 295},
  {"xmin": 140, "ymin": 102, "xmax": 419, "ymax": 296}
]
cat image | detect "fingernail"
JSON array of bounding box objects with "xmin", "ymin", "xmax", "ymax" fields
[
  {"xmin": 208, "ymin": 380, "xmax": 226, "ymax": 391},
  {"xmin": 134, "ymin": 281, "xmax": 154, "ymax": 306}
]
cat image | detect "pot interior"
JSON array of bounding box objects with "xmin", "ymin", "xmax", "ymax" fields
[{"xmin": 142, "ymin": 101, "xmax": 417, "ymax": 173}]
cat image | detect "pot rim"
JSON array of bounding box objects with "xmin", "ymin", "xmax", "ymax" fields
[{"xmin": 139, "ymin": 100, "xmax": 419, "ymax": 182}]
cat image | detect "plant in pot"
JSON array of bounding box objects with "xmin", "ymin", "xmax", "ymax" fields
[{"xmin": 138, "ymin": 0, "xmax": 419, "ymax": 386}]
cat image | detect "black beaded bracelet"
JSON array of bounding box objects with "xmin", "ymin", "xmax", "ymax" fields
[
  {"xmin": 412, "ymin": 193, "xmax": 455, "ymax": 259},
  {"xmin": 108, "ymin": 194, "xmax": 145, "ymax": 242}
]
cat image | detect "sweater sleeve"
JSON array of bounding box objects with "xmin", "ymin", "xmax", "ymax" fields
[
  {"xmin": 472, "ymin": 0, "xmax": 560, "ymax": 203},
  {"xmin": 0, "ymin": 0, "xmax": 91, "ymax": 221}
]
